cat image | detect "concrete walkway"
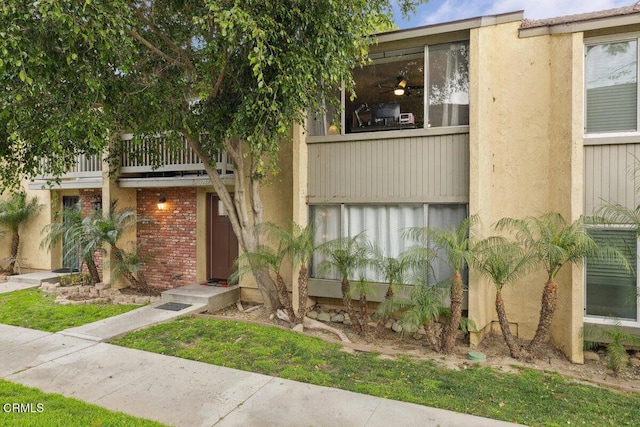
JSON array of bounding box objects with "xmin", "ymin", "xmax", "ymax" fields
[{"xmin": 0, "ymin": 322, "xmax": 524, "ymax": 427}]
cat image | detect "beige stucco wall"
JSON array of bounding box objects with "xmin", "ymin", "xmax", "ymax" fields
[
  {"xmin": 469, "ymin": 22, "xmax": 584, "ymax": 362},
  {"xmin": 9, "ymin": 184, "xmax": 55, "ymax": 272}
]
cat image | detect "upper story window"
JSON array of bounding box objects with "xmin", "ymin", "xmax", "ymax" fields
[
  {"xmin": 308, "ymin": 40, "xmax": 469, "ymax": 137},
  {"xmin": 585, "ymin": 37, "xmax": 638, "ymax": 134}
]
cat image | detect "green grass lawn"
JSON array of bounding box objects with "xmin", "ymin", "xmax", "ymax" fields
[
  {"xmin": 113, "ymin": 317, "xmax": 640, "ymax": 427},
  {"xmin": 0, "ymin": 288, "xmax": 140, "ymax": 332},
  {"xmin": 0, "ymin": 379, "xmax": 166, "ymax": 426}
]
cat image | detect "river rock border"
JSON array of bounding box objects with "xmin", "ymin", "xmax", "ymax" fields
[{"xmin": 41, "ymin": 281, "xmax": 161, "ymax": 306}]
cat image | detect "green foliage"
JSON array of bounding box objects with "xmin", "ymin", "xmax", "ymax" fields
[
  {"xmin": 583, "ymin": 322, "xmax": 640, "ymax": 375},
  {"xmin": 0, "ymin": 191, "xmax": 42, "ymax": 233},
  {"xmin": 473, "ymin": 237, "xmax": 537, "ymax": 291},
  {"xmin": 58, "ymin": 273, "xmax": 91, "ymax": 287},
  {"xmin": 0, "ymin": 289, "xmax": 139, "ymax": 332},
  {"xmin": 261, "ymin": 222, "xmax": 315, "ymax": 268},
  {"xmin": 495, "ymin": 213, "xmax": 598, "ymax": 280},
  {"xmin": 316, "ymin": 232, "xmax": 371, "ymax": 281},
  {"xmin": 0, "ymin": 379, "xmax": 165, "ymax": 427},
  {"xmin": 115, "ymin": 317, "xmax": 640, "ymax": 426}
]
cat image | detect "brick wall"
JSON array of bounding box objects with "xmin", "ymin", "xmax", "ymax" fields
[
  {"xmin": 78, "ymin": 189, "xmax": 103, "ymax": 279},
  {"xmin": 137, "ymin": 188, "xmax": 197, "ymax": 288}
]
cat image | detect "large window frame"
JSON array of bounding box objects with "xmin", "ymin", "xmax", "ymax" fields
[
  {"xmin": 308, "ymin": 40, "xmax": 470, "ymax": 138},
  {"xmin": 310, "ymin": 203, "xmax": 468, "ymax": 285},
  {"xmin": 584, "ymin": 225, "xmax": 640, "ymax": 327},
  {"xmin": 584, "ymin": 33, "xmax": 640, "ymax": 139}
]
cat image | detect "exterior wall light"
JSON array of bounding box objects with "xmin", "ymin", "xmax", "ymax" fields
[{"xmin": 157, "ymin": 196, "xmax": 167, "ymax": 210}]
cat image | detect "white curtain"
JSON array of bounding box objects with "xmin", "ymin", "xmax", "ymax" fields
[{"xmin": 344, "ymin": 205, "xmax": 424, "ymax": 282}]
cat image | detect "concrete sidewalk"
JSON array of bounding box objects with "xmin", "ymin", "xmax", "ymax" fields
[{"xmin": 0, "ymin": 323, "xmax": 524, "ymax": 427}]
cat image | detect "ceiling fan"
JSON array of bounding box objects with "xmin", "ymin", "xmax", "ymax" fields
[{"xmin": 379, "ymin": 75, "xmax": 424, "ymax": 96}]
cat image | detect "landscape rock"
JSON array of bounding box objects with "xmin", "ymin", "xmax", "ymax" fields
[
  {"xmin": 317, "ymin": 312, "xmax": 331, "ymax": 322},
  {"xmin": 391, "ymin": 322, "xmax": 403, "ymax": 333},
  {"xmin": 292, "ymin": 324, "xmax": 304, "ymax": 333},
  {"xmin": 384, "ymin": 319, "xmax": 394, "ymax": 329},
  {"xmin": 583, "ymin": 351, "xmax": 600, "ymax": 362},
  {"xmin": 330, "ymin": 313, "xmax": 345, "ymax": 323},
  {"xmin": 630, "ymin": 358, "xmax": 640, "ymax": 367},
  {"xmin": 306, "ymin": 310, "xmax": 319, "ymax": 319}
]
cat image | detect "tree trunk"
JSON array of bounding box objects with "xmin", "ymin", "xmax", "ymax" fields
[
  {"xmin": 341, "ymin": 277, "xmax": 362, "ymax": 334},
  {"xmin": 376, "ymin": 284, "xmax": 395, "ymax": 335},
  {"xmin": 275, "ymin": 273, "xmax": 295, "ymax": 321},
  {"xmin": 85, "ymin": 255, "xmax": 101, "ymax": 285},
  {"xmin": 296, "ymin": 265, "xmax": 309, "ymax": 324},
  {"xmin": 7, "ymin": 232, "xmax": 19, "ymax": 273},
  {"xmin": 184, "ymin": 133, "xmax": 280, "ymax": 312},
  {"xmin": 359, "ymin": 293, "xmax": 368, "ymax": 333},
  {"xmin": 526, "ymin": 279, "xmax": 557, "ymax": 357},
  {"xmin": 495, "ymin": 289, "xmax": 521, "ymax": 359},
  {"xmin": 440, "ymin": 270, "xmax": 464, "ymax": 354},
  {"xmin": 425, "ymin": 322, "xmax": 441, "ymax": 352}
]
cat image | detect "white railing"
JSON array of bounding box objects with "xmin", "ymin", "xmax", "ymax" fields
[
  {"xmin": 119, "ymin": 135, "xmax": 234, "ymax": 176},
  {"xmin": 33, "ymin": 153, "xmax": 103, "ymax": 180}
]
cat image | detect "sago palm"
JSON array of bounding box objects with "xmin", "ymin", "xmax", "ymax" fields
[
  {"xmin": 474, "ymin": 237, "xmax": 536, "ymax": 358},
  {"xmin": 0, "ymin": 192, "xmax": 42, "ymax": 273},
  {"xmin": 262, "ymin": 222, "xmax": 315, "ymax": 324},
  {"xmin": 78, "ymin": 202, "xmax": 154, "ymax": 293},
  {"xmin": 231, "ymin": 243, "xmax": 294, "ymax": 321},
  {"xmin": 496, "ymin": 213, "xmax": 600, "ymax": 356},
  {"xmin": 403, "ymin": 215, "xmax": 479, "ymax": 354},
  {"xmin": 41, "ymin": 202, "xmax": 101, "ymax": 285},
  {"xmin": 398, "ymin": 263, "xmax": 449, "ymax": 351},
  {"xmin": 316, "ymin": 232, "xmax": 371, "ymax": 334}
]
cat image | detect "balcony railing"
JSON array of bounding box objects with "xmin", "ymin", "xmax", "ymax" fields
[{"xmin": 119, "ymin": 135, "xmax": 233, "ymax": 177}]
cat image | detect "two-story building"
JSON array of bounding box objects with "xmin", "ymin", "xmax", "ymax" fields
[{"xmin": 12, "ymin": 5, "xmax": 640, "ymax": 362}]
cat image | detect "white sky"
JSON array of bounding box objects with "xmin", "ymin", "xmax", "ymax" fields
[{"xmin": 394, "ymin": 0, "xmax": 634, "ymax": 28}]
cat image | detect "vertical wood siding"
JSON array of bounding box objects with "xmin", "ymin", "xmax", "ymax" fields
[
  {"xmin": 308, "ymin": 133, "xmax": 469, "ymax": 203},
  {"xmin": 584, "ymin": 144, "xmax": 640, "ymax": 216}
]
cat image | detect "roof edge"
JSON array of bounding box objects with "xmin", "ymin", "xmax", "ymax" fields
[
  {"xmin": 376, "ymin": 10, "xmax": 524, "ymax": 44},
  {"xmin": 519, "ymin": 5, "xmax": 640, "ymax": 38}
]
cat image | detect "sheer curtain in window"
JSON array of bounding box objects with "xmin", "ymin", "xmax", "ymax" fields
[{"xmin": 428, "ymin": 42, "xmax": 469, "ymax": 127}]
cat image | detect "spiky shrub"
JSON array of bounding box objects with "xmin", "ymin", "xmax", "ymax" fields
[
  {"xmin": 316, "ymin": 232, "xmax": 371, "ymax": 334},
  {"xmin": 473, "ymin": 237, "xmax": 536, "ymax": 359},
  {"xmin": 583, "ymin": 322, "xmax": 640, "ymax": 376},
  {"xmin": 0, "ymin": 191, "xmax": 42, "ymax": 273},
  {"xmin": 403, "ymin": 215, "xmax": 479, "ymax": 354}
]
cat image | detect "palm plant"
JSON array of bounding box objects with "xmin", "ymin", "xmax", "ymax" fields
[
  {"xmin": 316, "ymin": 232, "xmax": 371, "ymax": 334},
  {"xmin": 474, "ymin": 237, "xmax": 536, "ymax": 358},
  {"xmin": 496, "ymin": 213, "xmax": 604, "ymax": 356},
  {"xmin": 369, "ymin": 244, "xmax": 415, "ymax": 333},
  {"xmin": 262, "ymin": 222, "xmax": 315, "ymax": 324},
  {"xmin": 41, "ymin": 202, "xmax": 101, "ymax": 285},
  {"xmin": 397, "ymin": 263, "xmax": 448, "ymax": 351},
  {"xmin": 231, "ymin": 243, "xmax": 294, "ymax": 321},
  {"xmin": 349, "ymin": 276, "xmax": 378, "ymax": 330},
  {"xmin": 403, "ymin": 215, "xmax": 479, "ymax": 354},
  {"xmin": 0, "ymin": 191, "xmax": 42, "ymax": 273},
  {"xmin": 77, "ymin": 202, "xmax": 155, "ymax": 294}
]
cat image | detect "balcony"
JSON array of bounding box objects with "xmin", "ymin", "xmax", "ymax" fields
[
  {"xmin": 28, "ymin": 153, "xmax": 103, "ymax": 190},
  {"xmin": 117, "ymin": 135, "xmax": 234, "ymax": 188},
  {"xmin": 29, "ymin": 135, "xmax": 234, "ymax": 190}
]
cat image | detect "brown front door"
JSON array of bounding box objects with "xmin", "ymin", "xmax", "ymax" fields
[{"xmin": 206, "ymin": 194, "xmax": 239, "ymax": 281}]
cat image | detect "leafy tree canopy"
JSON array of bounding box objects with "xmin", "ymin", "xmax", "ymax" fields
[{"xmin": 1, "ymin": 0, "xmax": 425, "ymax": 189}]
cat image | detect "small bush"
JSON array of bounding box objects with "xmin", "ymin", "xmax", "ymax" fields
[{"xmin": 59, "ymin": 273, "xmax": 91, "ymax": 287}]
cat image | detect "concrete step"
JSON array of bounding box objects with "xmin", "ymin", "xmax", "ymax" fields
[
  {"xmin": 162, "ymin": 283, "xmax": 240, "ymax": 312},
  {"xmin": 9, "ymin": 271, "xmax": 61, "ymax": 285}
]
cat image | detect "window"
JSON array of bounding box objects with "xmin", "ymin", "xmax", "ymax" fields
[
  {"xmin": 310, "ymin": 204, "xmax": 467, "ymax": 283},
  {"xmin": 308, "ymin": 41, "xmax": 469, "ymax": 136},
  {"xmin": 585, "ymin": 38, "xmax": 638, "ymax": 134},
  {"xmin": 585, "ymin": 228, "xmax": 638, "ymax": 322}
]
